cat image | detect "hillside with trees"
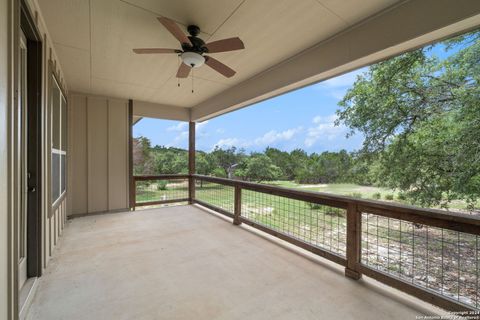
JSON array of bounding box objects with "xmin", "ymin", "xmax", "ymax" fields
[{"xmin": 133, "ymin": 140, "xmax": 376, "ymax": 184}]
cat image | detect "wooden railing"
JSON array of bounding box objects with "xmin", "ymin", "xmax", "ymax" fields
[
  {"xmin": 133, "ymin": 174, "xmax": 190, "ymax": 207},
  {"xmin": 133, "ymin": 173, "xmax": 480, "ymax": 312}
]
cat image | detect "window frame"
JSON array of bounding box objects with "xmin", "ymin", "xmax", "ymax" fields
[{"xmin": 50, "ymin": 73, "xmax": 67, "ymax": 208}]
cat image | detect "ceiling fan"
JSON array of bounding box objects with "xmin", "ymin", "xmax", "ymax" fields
[{"xmin": 133, "ymin": 17, "xmax": 245, "ymax": 79}]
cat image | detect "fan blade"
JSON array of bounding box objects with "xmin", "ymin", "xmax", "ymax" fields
[
  {"xmin": 157, "ymin": 17, "xmax": 192, "ymax": 46},
  {"xmin": 133, "ymin": 48, "xmax": 181, "ymax": 54},
  {"xmin": 205, "ymin": 37, "xmax": 244, "ymax": 53},
  {"xmin": 205, "ymin": 56, "xmax": 236, "ymax": 78},
  {"xmin": 176, "ymin": 63, "xmax": 191, "ymax": 78}
]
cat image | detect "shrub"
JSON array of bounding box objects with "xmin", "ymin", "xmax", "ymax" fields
[
  {"xmin": 212, "ymin": 168, "xmax": 227, "ymax": 178},
  {"xmin": 385, "ymin": 194, "xmax": 394, "ymax": 200},
  {"xmin": 326, "ymin": 207, "xmax": 344, "ymax": 217},
  {"xmin": 372, "ymin": 192, "xmax": 381, "ymax": 200},
  {"xmin": 157, "ymin": 180, "xmax": 168, "ymax": 190},
  {"xmin": 397, "ymin": 192, "xmax": 407, "ymax": 200},
  {"xmin": 349, "ymin": 192, "xmax": 363, "ymax": 198},
  {"xmin": 309, "ymin": 203, "xmax": 322, "ymax": 210}
]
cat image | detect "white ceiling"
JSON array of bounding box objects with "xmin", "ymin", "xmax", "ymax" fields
[{"xmin": 38, "ymin": 0, "xmax": 399, "ymax": 108}]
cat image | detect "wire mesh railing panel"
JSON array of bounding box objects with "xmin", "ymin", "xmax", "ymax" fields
[
  {"xmin": 135, "ymin": 179, "xmax": 188, "ymax": 204},
  {"xmin": 195, "ymin": 180, "xmax": 234, "ymax": 213},
  {"xmin": 242, "ymin": 189, "xmax": 347, "ymax": 257},
  {"xmin": 361, "ymin": 213, "xmax": 480, "ymax": 309}
]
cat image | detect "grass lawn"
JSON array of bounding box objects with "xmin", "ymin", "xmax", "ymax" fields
[
  {"xmin": 267, "ymin": 180, "xmax": 478, "ymax": 213},
  {"xmin": 136, "ymin": 179, "xmax": 477, "ymax": 213},
  {"xmin": 267, "ymin": 181, "xmax": 396, "ymax": 198}
]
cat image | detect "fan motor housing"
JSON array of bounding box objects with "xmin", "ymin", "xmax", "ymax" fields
[{"xmin": 182, "ymin": 25, "xmax": 208, "ymax": 53}]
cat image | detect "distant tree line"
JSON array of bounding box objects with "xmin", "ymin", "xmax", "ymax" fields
[{"xmin": 133, "ymin": 140, "xmax": 379, "ymax": 185}]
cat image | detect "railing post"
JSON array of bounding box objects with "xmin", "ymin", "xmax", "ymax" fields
[
  {"xmin": 345, "ymin": 202, "xmax": 362, "ymax": 280},
  {"xmin": 188, "ymin": 121, "xmax": 195, "ymax": 204},
  {"xmin": 233, "ymin": 185, "xmax": 242, "ymax": 225},
  {"xmin": 128, "ymin": 99, "xmax": 135, "ymax": 210}
]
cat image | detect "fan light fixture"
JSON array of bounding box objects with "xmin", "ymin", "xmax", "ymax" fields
[
  {"xmin": 181, "ymin": 52, "xmax": 205, "ymax": 68},
  {"xmin": 133, "ymin": 17, "xmax": 244, "ymax": 79}
]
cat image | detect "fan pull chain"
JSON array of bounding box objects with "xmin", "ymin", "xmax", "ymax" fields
[
  {"xmin": 191, "ymin": 68, "xmax": 194, "ymax": 93},
  {"xmin": 177, "ymin": 56, "xmax": 180, "ymax": 87}
]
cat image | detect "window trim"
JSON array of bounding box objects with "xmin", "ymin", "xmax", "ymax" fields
[{"xmin": 50, "ymin": 74, "xmax": 67, "ymax": 208}]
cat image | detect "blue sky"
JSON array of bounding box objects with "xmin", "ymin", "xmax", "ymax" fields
[
  {"xmin": 133, "ymin": 40, "xmax": 460, "ymax": 153},
  {"xmin": 134, "ymin": 68, "xmax": 366, "ymax": 153}
]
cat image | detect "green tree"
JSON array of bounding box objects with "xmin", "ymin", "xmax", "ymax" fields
[
  {"xmin": 195, "ymin": 152, "xmax": 214, "ymax": 175},
  {"xmin": 236, "ymin": 154, "xmax": 281, "ymax": 183},
  {"xmin": 133, "ymin": 136, "xmax": 154, "ymax": 174},
  {"xmin": 210, "ymin": 147, "xmax": 244, "ymax": 176},
  {"xmin": 337, "ymin": 30, "xmax": 480, "ymax": 208},
  {"xmin": 265, "ymin": 147, "xmax": 293, "ymax": 180}
]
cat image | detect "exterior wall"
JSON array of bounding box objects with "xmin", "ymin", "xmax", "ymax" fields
[
  {"xmin": 24, "ymin": 0, "xmax": 68, "ymax": 271},
  {"xmin": 0, "ymin": 0, "xmax": 14, "ymax": 318},
  {"xmin": 68, "ymin": 93, "xmax": 129, "ymax": 216},
  {"xmin": 0, "ymin": 0, "xmax": 69, "ymax": 318}
]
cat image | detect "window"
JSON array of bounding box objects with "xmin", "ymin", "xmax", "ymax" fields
[{"xmin": 51, "ymin": 76, "xmax": 67, "ymax": 204}]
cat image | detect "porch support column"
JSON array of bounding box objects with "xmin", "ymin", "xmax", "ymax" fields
[
  {"xmin": 128, "ymin": 99, "xmax": 135, "ymax": 210},
  {"xmin": 345, "ymin": 202, "xmax": 362, "ymax": 280},
  {"xmin": 188, "ymin": 121, "xmax": 195, "ymax": 204}
]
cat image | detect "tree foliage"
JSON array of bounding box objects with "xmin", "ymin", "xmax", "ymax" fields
[
  {"xmin": 337, "ymin": 30, "xmax": 480, "ymax": 207},
  {"xmin": 236, "ymin": 154, "xmax": 281, "ymax": 183}
]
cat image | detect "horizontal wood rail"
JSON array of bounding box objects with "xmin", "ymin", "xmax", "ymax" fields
[
  {"xmin": 192, "ymin": 175, "xmax": 480, "ymax": 235},
  {"xmin": 134, "ymin": 174, "xmax": 190, "ymax": 181},
  {"xmin": 130, "ymin": 173, "xmax": 480, "ymax": 311},
  {"xmin": 192, "ymin": 174, "xmax": 480, "ymax": 312}
]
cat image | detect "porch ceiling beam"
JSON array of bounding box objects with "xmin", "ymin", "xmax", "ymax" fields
[
  {"xmin": 133, "ymin": 100, "xmax": 190, "ymax": 122},
  {"xmin": 190, "ymin": 0, "xmax": 480, "ymax": 121}
]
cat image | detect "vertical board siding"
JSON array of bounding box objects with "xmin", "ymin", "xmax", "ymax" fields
[
  {"xmin": 69, "ymin": 95, "xmax": 87, "ymax": 214},
  {"xmin": 87, "ymin": 97, "xmax": 108, "ymax": 213},
  {"xmin": 68, "ymin": 94, "xmax": 129, "ymax": 215},
  {"xmin": 108, "ymin": 99, "xmax": 128, "ymax": 210}
]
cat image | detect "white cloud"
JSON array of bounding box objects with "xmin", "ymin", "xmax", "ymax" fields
[
  {"xmin": 314, "ymin": 68, "xmax": 367, "ymax": 99},
  {"xmin": 305, "ymin": 114, "xmax": 347, "ymax": 147},
  {"xmin": 167, "ymin": 121, "xmax": 210, "ymax": 147},
  {"xmin": 254, "ymin": 127, "xmax": 302, "ymax": 146},
  {"xmin": 212, "ymin": 127, "xmax": 302, "ymax": 150},
  {"xmin": 196, "ymin": 121, "xmax": 209, "ymax": 131},
  {"xmin": 166, "ymin": 130, "xmax": 188, "ymax": 147},
  {"xmin": 312, "ymin": 114, "xmax": 337, "ymax": 125},
  {"xmin": 196, "ymin": 120, "xmax": 209, "ymax": 138},
  {"xmin": 316, "ymin": 68, "xmax": 366, "ymax": 89},
  {"xmin": 166, "ymin": 122, "xmax": 188, "ymax": 132},
  {"xmin": 213, "ymin": 138, "xmax": 251, "ymax": 150}
]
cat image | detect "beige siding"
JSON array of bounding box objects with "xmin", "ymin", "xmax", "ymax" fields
[
  {"xmin": 68, "ymin": 93, "xmax": 129, "ymax": 216},
  {"xmin": 0, "ymin": 0, "xmax": 13, "ymax": 318},
  {"xmin": 108, "ymin": 99, "xmax": 129, "ymax": 211},
  {"xmin": 69, "ymin": 95, "xmax": 87, "ymax": 214},
  {"xmin": 87, "ymin": 97, "xmax": 108, "ymax": 213}
]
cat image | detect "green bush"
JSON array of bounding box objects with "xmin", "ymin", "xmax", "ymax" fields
[
  {"xmin": 157, "ymin": 180, "xmax": 168, "ymax": 190},
  {"xmin": 326, "ymin": 207, "xmax": 344, "ymax": 217},
  {"xmin": 212, "ymin": 168, "xmax": 227, "ymax": 178},
  {"xmin": 372, "ymin": 192, "xmax": 381, "ymax": 200},
  {"xmin": 397, "ymin": 192, "xmax": 407, "ymax": 200},
  {"xmin": 349, "ymin": 192, "xmax": 363, "ymax": 198},
  {"xmin": 385, "ymin": 194, "xmax": 394, "ymax": 200},
  {"xmin": 309, "ymin": 203, "xmax": 322, "ymax": 210}
]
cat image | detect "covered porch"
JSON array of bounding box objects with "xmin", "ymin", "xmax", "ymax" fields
[
  {"xmin": 1, "ymin": 0, "xmax": 480, "ymax": 319},
  {"xmin": 27, "ymin": 205, "xmax": 440, "ymax": 320}
]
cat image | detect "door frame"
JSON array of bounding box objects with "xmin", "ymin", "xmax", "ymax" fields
[{"xmin": 20, "ymin": 1, "xmax": 43, "ymax": 278}]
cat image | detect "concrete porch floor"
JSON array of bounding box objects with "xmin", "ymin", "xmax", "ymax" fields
[{"xmin": 26, "ymin": 205, "xmax": 442, "ymax": 320}]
